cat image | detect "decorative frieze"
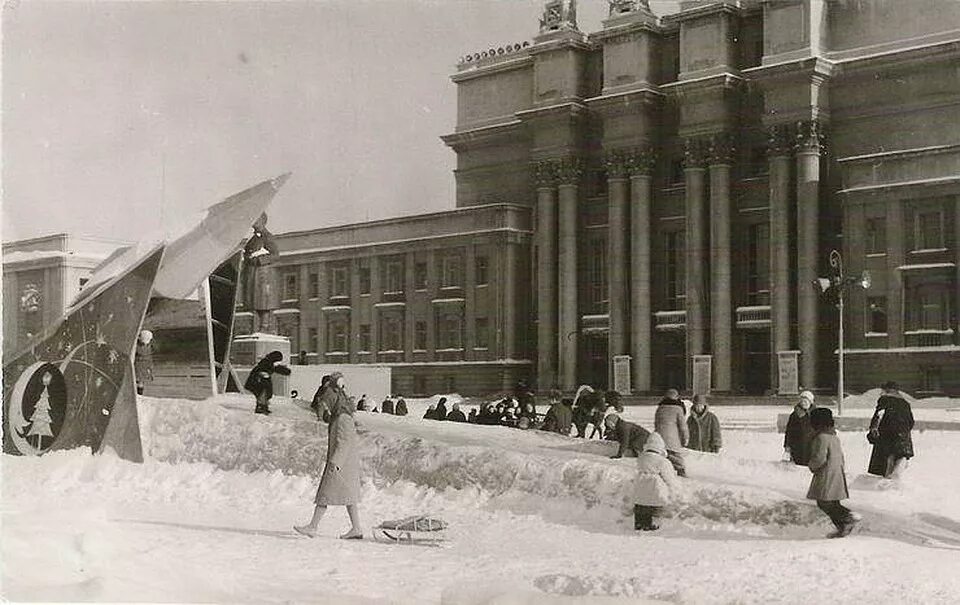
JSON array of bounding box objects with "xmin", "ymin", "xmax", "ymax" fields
[{"xmin": 707, "ymin": 132, "xmax": 736, "ymax": 166}]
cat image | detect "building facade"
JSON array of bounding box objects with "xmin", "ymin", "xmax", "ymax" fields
[
  {"xmin": 440, "ymin": 0, "xmax": 960, "ymax": 395},
  {"xmin": 2, "ymin": 234, "xmax": 125, "ymax": 356}
]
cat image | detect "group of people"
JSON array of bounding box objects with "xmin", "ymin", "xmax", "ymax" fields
[
  {"xmin": 422, "ymin": 397, "xmax": 468, "ymax": 422},
  {"xmin": 354, "ymin": 394, "xmax": 409, "ymax": 416}
]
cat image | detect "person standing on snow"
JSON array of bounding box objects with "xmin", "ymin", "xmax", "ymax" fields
[
  {"xmin": 654, "ymin": 389, "xmax": 689, "ymax": 477},
  {"xmin": 134, "ymin": 329, "xmax": 155, "ymax": 396},
  {"xmin": 394, "ymin": 395, "xmax": 408, "ymax": 416},
  {"xmin": 295, "ymin": 372, "xmax": 364, "ymax": 540},
  {"xmin": 244, "ymin": 350, "xmax": 291, "ymax": 415},
  {"xmin": 633, "ymin": 432, "xmax": 681, "ymax": 531},
  {"xmin": 686, "ymin": 394, "xmax": 722, "ymax": 453},
  {"xmin": 867, "ymin": 381, "xmax": 915, "ymax": 479},
  {"xmin": 807, "ymin": 407, "xmax": 861, "ymax": 538},
  {"xmin": 436, "ymin": 397, "xmax": 449, "ymax": 421},
  {"xmin": 784, "ymin": 390, "xmax": 817, "ymax": 465}
]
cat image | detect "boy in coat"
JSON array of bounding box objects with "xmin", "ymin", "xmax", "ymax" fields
[
  {"xmin": 633, "ymin": 432, "xmax": 681, "ymax": 531},
  {"xmin": 784, "ymin": 391, "xmax": 816, "ymax": 465},
  {"xmin": 687, "ymin": 394, "xmax": 722, "ymax": 453},
  {"xmin": 244, "ymin": 350, "xmax": 291, "ymax": 415},
  {"xmin": 606, "ymin": 413, "xmax": 652, "ymax": 459},
  {"xmin": 808, "ymin": 407, "xmax": 861, "ymax": 538},
  {"xmin": 654, "ymin": 389, "xmax": 689, "ymax": 476}
]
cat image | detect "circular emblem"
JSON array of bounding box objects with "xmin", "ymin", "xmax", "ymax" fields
[
  {"xmin": 6, "ymin": 362, "xmax": 67, "ymax": 455},
  {"xmin": 19, "ymin": 283, "xmax": 42, "ymax": 314}
]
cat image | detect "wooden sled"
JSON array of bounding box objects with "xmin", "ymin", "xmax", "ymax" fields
[{"xmin": 372, "ymin": 515, "xmax": 447, "ymax": 546}]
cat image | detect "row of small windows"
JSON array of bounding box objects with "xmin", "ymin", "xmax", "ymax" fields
[
  {"xmin": 300, "ymin": 313, "xmax": 491, "ymax": 355},
  {"xmin": 865, "ymin": 198, "xmax": 955, "ymax": 256},
  {"xmin": 282, "ymin": 254, "xmax": 490, "ymax": 301}
]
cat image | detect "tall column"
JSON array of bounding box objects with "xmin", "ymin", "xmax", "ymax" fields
[
  {"xmin": 629, "ymin": 147, "xmax": 656, "ymax": 392},
  {"xmin": 503, "ymin": 241, "xmax": 518, "ymax": 359},
  {"xmin": 684, "ymin": 139, "xmax": 709, "ymax": 371},
  {"xmin": 605, "ymin": 150, "xmax": 630, "ymax": 369},
  {"xmin": 886, "ymin": 197, "xmax": 905, "ymax": 347},
  {"xmin": 557, "ymin": 156, "xmax": 582, "ymax": 391},
  {"xmin": 796, "ymin": 120, "xmax": 823, "ymax": 389},
  {"xmin": 535, "ymin": 161, "xmax": 558, "ymax": 391},
  {"xmin": 768, "ymin": 125, "xmax": 793, "ymax": 368},
  {"xmin": 708, "ymin": 133, "xmax": 734, "ymax": 392},
  {"xmin": 403, "ymin": 252, "xmax": 416, "ymax": 362}
]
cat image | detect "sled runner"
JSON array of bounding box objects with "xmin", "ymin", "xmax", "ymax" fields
[{"xmin": 371, "ymin": 515, "xmax": 448, "ymax": 546}]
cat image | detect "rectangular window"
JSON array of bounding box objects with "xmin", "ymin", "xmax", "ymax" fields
[
  {"xmin": 585, "ymin": 238, "xmax": 608, "ymax": 313},
  {"xmin": 414, "ymin": 320, "xmax": 428, "ymax": 350},
  {"xmin": 307, "ymin": 327, "xmax": 318, "ymax": 353},
  {"xmin": 915, "ymin": 210, "xmax": 944, "ymax": 251},
  {"xmin": 331, "ymin": 266, "xmax": 349, "ymax": 298},
  {"xmin": 665, "ymin": 231, "xmax": 686, "ymax": 310},
  {"xmin": 382, "ymin": 257, "xmax": 404, "ymax": 294},
  {"xmin": 436, "ymin": 311, "xmax": 463, "ymax": 349},
  {"xmin": 359, "ymin": 267, "xmax": 371, "ymax": 295},
  {"xmin": 308, "ymin": 272, "xmax": 319, "ymax": 299},
  {"xmin": 907, "ymin": 282, "xmax": 952, "ymax": 331},
  {"xmin": 475, "ymin": 256, "xmax": 489, "ymax": 286},
  {"xmin": 866, "ymin": 218, "xmax": 887, "ymax": 256},
  {"xmin": 866, "ymin": 297, "xmax": 888, "ymax": 334},
  {"xmin": 358, "ymin": 324, "xmax": 371, "ymax": 352},
  {"xmin": 379, "ymin": 315, "xmax": 403, "ymax": 352},
  {"xmin": 327, "ymin": 318, "xmax": 349, "ymax": 353},
  {"xmin": 475, "ymin": 317, "xmax": 489, "ymax": 349},
  {"xmin": 414, "ymin": 262, "xmax": 428, "ymax": 290},
  {"xmin": 747, "ymin": 223, "xmax": 770, "ymax": 305},
  {"xmin": 439, "ymin": 253, "xmax": 464, "ymax": 288},
  {"xmin": 283, "ymin": 272, "xmax": 299, "ymax": 301}
]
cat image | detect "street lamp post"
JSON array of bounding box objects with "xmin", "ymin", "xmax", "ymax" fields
[{"xmin": 815, "ymin": 250, "xmax": 871, "ymax": 417}]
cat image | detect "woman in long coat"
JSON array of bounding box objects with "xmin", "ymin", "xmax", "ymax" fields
[
  {"xmin": 867, "ymin": 381, "xmax": 915, "ymax": 478},
  {"xmin": 294, "ymin": 373, "xmax": 363, "ymax": 539}
]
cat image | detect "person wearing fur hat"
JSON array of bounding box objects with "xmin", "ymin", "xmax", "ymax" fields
[
  {"xmin": 687, "ymin": 395, "xmax": 722, "ymax": 453},
  {"xmin": 654, "ymin": 388, "xmax": 689, "ymax": 477},
  {"xmin": 606, "ymin": 412, "xmax": 652, "ymax": 459},
  {"xmin": 633, "ymin": 432, "xmax": 681, "ymax": 531},
  {"xmin": 244, "ymin": 350, "xmax": 291, "ymax": 415},
  {"xmin": 296, "ymin": 372, "xmax": 364, "ymax": 540},
  {"xmin": 784, "ymin": 390, "xmax": 817, "ymax": 465},
  {"xmin": 807, "ymin": 407, "xmax": 861, "ymax": 538}
]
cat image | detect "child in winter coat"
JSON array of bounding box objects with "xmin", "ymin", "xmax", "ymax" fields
[
  {"xmin": 807, "ymin": 407, "xmax": 861, "ymax": 538},
  {"xmin": 784, "ymin": 390, "xmax": 816, "ymax": 465},
  {"xmin": 687, "ymin": 394, "xmax": 722, "ymax": 453},
  {"xmin": 633, "ymin": 432, "xmax": 681, "ymax": 531}
]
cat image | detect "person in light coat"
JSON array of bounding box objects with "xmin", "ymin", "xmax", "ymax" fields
[
  {"xmin": 807, "ymin": 407, "xmax": 860, "ymax": 538},
  {"xmin": 686, "ymin": 394, "xmax": 722, "ymax": 453},
  {"xmin": 654, "ymin": 389, "xmax": 689, "ymax": 476},
  {"xmin": 295, "ymin": 372, "xmax": 364, "ymax": 539},
  {"xmin": 633, "ymin": 432, "xmax": 681, "ymax": 531}
]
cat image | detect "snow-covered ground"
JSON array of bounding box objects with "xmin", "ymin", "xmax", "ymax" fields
[{"xmin": 4, "ymin": 392, "xmax": 960, "ymax": 604}]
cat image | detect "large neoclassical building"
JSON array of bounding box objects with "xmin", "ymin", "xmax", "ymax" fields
[{"xmin": 245, "ymin": 0, "xmax": 960, "ymax": 396}]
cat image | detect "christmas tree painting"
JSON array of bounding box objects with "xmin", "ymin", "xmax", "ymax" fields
[{"xmin": 28, "ymin": 372, "xmax": 55, "ymax": 450}]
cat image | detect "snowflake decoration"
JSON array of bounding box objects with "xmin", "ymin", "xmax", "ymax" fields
[{"xmin": 107, "ymin": 350, "xmax": 120, "ymax": 365}]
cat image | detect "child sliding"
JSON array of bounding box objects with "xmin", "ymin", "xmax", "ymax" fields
[
  {"xmin": 633, "ymin": 432, "xmax": 681, "ymax": 531},
  {"xmin": 807, "ymin": 407, "xmax": 861, "ymax": 538}
]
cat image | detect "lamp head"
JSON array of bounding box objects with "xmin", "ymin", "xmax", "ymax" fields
[{"xmin": 814, "ymin": 277, "xmax": 832, "ymax": 293}]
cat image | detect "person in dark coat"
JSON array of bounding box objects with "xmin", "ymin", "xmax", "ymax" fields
[
  {"xmin": 784, "ymin": 391, "xmax": 817, "ymax": 465},
  {"xmin": 571, "ymin": 385, "xmax": 595, "ymax": 438},
  {"xmin": 394, "ymin": 396, "xmax": 408, "ymax": 416},
  {"xmin": 541, "ymin": 394, "xmax": 574, "ymax": 435},
  {"xmin": 244, "ymin": 350, "xmax": 291, "ymax": 415},
  {"xmin": 423, "ymin": 403, "xmax": 439, "ymax": 420},
  {"xmin": 295, "ymin": 372, "xmax": 364, "ymax": 539},
  {"xmin": 468, "ymin": 408, "xmax": 478, "ymax": 423},
  {"xmin": 381, "ymin": 397, "xmax": 395, "ymax": 415},
  {"xmin": 311, "ymin": 374, "xmax": 333, "ymax": 419},
  {"xmin": 807, "ymin": 407, "xmax": 860, "ymax": 538},
  {"xmin": 605, "ymin": 413, "xmax": 652, "ymax": 458},
  {"xmin": 867, "ymin": 381, "xmax": 915, "ymax": 478},
  {"xmin": 687, "ymin": 394, "xmax": 722, "ymax": 453},
  {"xmin": 435, "ymin": 397, "xmax": 449, "ymax": 421},
  {"xmin": 515, "ymin": 381, "xmax": 535, "ymax": 411},
  {"xmin": 447, "ymin": 402, "xmax": 467, "ymax": 422},
  {"xmin": 587, "ymin": 392, "xmax": 607, "ymax": 439}
]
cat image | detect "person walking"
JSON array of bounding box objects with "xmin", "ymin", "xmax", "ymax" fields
[
  {"xmin": 784, "ymin": 391, "xmax": 817, "ymax": 465},
  {"xmin": 295, "ymin": 372, "xmax": 364, "ymax": 539},
  {"xmin": 687, "ymin": 394, "xmax": 722, "ymax": 453},
  {"xmin": 867, "ymin": 381, "xmax": 915, "ymax": 479},
  {"xmin": 632, "ymin": 432, "xmax": 681, "ymax": 531},
  {"xmin": 654, "ymin": 389, "xmax": 689, "ymax": 476},
  {"xmin": 244, "ymin": 350, "xmax": 291, "ymax": 415},
  {"xmin": 807, "ymin": 407, "xmax": 860, "ymax": 538}
]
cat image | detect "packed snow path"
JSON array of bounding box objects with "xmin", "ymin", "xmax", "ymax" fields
[{"xmin": 3, "ymin": 395, "xmax": 960, "ymax": 603}]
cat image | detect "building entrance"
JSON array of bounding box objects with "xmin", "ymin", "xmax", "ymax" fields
[
  {"xmin": 741, "ymin": 331, "xmax": 771, "ymax": 395},
  {"xmin": 580, "ymin": 333, "xmax": 609, "ymax": 390}
]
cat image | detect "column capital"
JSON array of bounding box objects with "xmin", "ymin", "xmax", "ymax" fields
[
  {"xmin": 533, "ymin": 159, "xmax": 557, "ymax": 188},
  {"xmin": 626, "ymin": 145, "xmax": 657, "ymax": 177},
  {"xmin": 683, "ymin": 137, "xmax": 708, "ymax": 170},
  {"xmin": 795, "ymin": 119, "xmax": 825, "ymax": 154},
  {"xmin": 707, "ymin": 132, "xmax": 736, "ymax": 166},
  {"xmin": 603, "ymin": 150, "xmax": 630, "ymax": 180},
  {"xmin": 766, "ymin": 123, "xmax": 795, "ymax": 158},
  {"xmin": 555, "ymin": 156, "xmax": 583, "ymax": 185}
]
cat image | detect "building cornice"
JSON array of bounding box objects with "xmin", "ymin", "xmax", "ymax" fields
[
  {"xmin": 515, "ymin": 101, "xmax": 589, "ymax": 124},
  {"xmin": 451, "ymin": 54, "xmax": 534, "ymax": 83},
  {"xmin": 661, "ymin": 71, "xmax": 744, "ymax": 97},
  {"xmin": 585, "ymin": 86, "xmax": 664, "ymax": 115},
  {"xmin": 441, "ymin": 120, "xmax": 524, "ymax": 150},
  {"xmin": 589, "ymin": 17, "xmax": 662, "ymax": 44},
  {"xmin": 661, "ymin": 1, "xmax": 742, "ymax": 25},
  {"xmin": 833, "ymin": 38, "xmax": 960, "ymax": 77},
  {"xmin": 743, "ymin": 55, "xmax": 836, "ymax": 83}
]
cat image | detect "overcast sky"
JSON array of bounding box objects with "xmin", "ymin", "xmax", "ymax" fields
[{"xmin": 2, "ymin": 0, "xmax": 678, "ymax": 244}]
